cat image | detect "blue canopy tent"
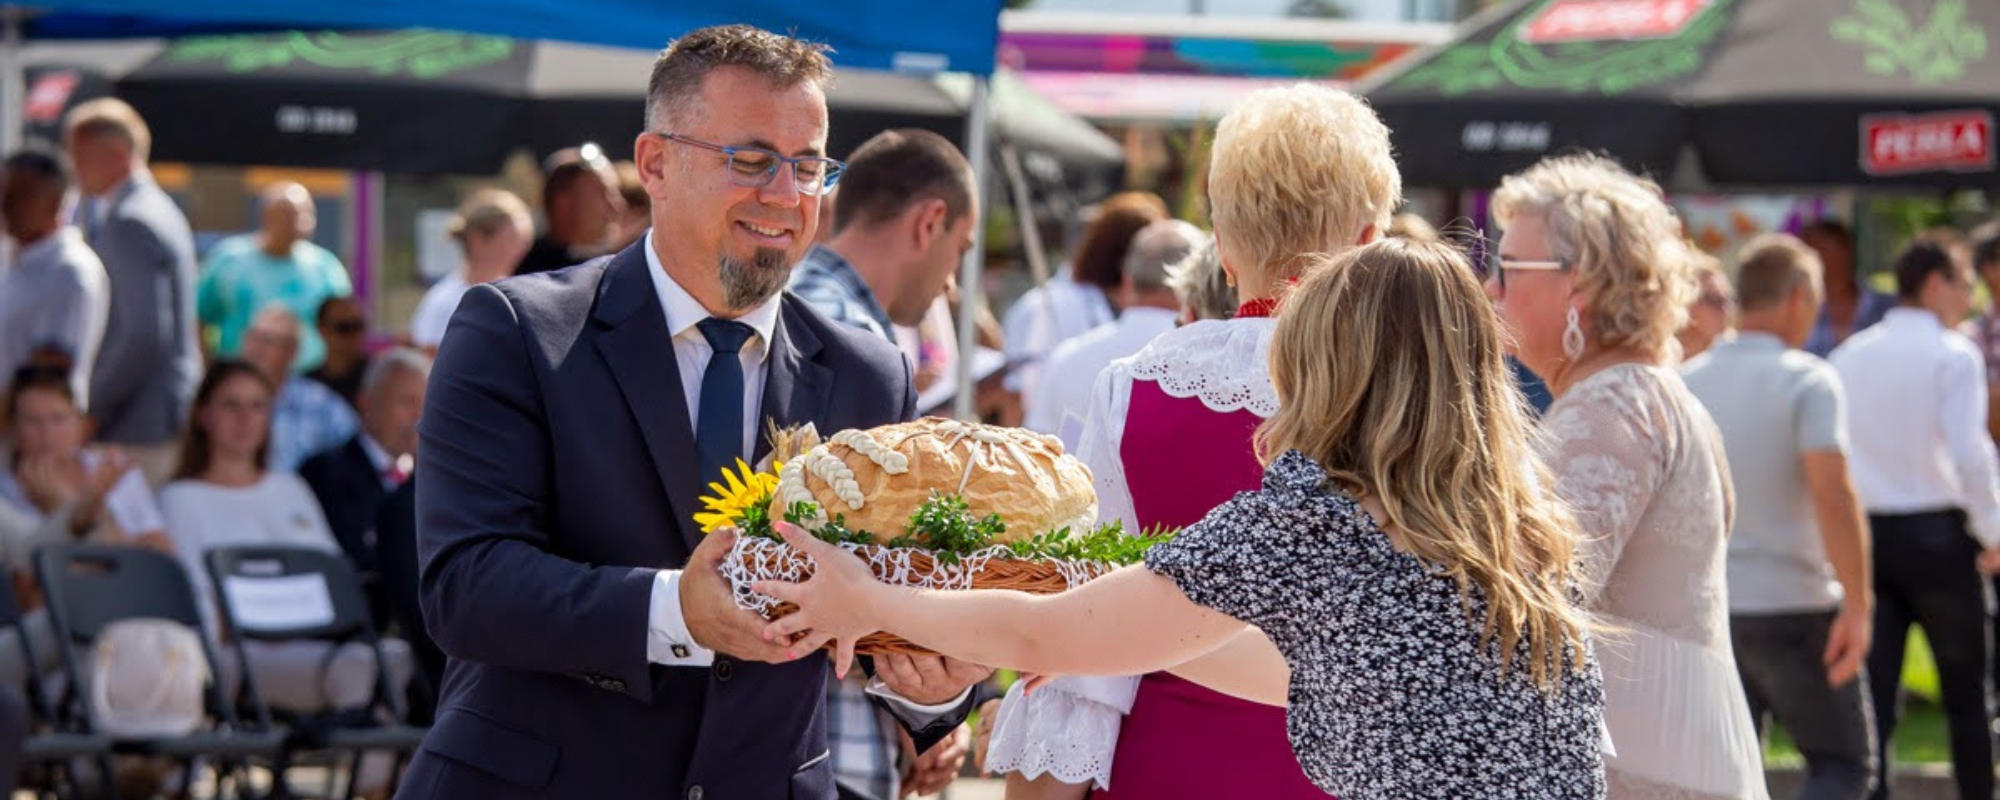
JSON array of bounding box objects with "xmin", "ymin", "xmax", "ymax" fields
[{"xmin": 5, "ymin": 0, "xmax": 1009, "ymax": 418}]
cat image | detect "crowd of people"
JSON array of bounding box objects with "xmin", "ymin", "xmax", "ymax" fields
[{"xmin": 2, "ymin": 20, "xmax": 2000, "ymax": 800}]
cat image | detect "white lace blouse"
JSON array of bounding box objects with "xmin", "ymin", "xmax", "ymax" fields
[{"xmin": 984, "ymin": 318, "xmax": 1279, "ymax": 789}]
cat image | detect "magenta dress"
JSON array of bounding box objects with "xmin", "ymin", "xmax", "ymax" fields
[
  {"xmin": 982, "ymin": 313, "xmax": 1327, "ymax": 797},
  {"xmin": 1092, "ymin": 378, "xmax": 1327, "ymax": 800}
]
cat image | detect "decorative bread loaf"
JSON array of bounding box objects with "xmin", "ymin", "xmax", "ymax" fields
[{"xmin": 770, "ymin": 417, "xmax": 1096, "ymax": 544}]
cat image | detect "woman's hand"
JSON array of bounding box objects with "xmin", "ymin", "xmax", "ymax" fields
[
  {"xmin": 754, "ymin": 521, "xmax": 890, "ymax": 674},
  {"xmin": 18, "ymin": 455, "xmax": 86, "ymax": 515}
]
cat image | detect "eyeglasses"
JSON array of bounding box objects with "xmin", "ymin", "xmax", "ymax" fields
[
  {"xmin": 328, "ymin": 320, "xmax": 366, "ymax": 335},
  {"xmin": 1482, "ymin": 250, "xmax": 1565, "ymax": 292},
  {"xmin": 655, "ymin": 132, "xmax": 843, "ymax": 197}
]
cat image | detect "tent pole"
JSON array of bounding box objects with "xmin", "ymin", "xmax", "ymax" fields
[
  {"xmin": 953, "ymin": 75, "xmax": 991, "ymax": 422},
  {"xmin": 1, "ymin": 7, "xmax": 22, "ymax": 156}
]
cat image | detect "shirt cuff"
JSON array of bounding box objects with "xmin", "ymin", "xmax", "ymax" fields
[
  {"xmin": 648, "ymin": 570, "xmax": 716, "ymax": 667},
  {"xmin": 864, "ymin": 676, "xmax": 973, "ymax": 724}
]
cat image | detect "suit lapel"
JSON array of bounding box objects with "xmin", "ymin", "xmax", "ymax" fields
[
  {"xmin": 755, "ymin": 297, "xmax": 834, "ymax": 466},
  {"xmin": 590, "ymin": 244, "xmax": 707, "ymax": 553}
]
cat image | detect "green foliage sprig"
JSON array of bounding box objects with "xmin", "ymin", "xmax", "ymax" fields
[{"xmin": 738, "ymin": 492, "xmax": 1174, "ymax": 566}]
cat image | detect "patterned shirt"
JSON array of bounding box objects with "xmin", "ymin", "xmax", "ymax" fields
[
  {"xmin": 828, "ymin": 673, "xmax": 901, "ymax": 800},
  {"xmin": 269, "ymin": 377, "xmax": 358, "ymax": 474},
  {"xmin": 789, "ymin": 245, "xmax": 894, "ymax": 342},
  {"xmin": 1971, "ymin": 311, "xmax": 2000, "ymax": 380},
  {"xmin": 1146, "ymin": 451, "xmax": 1608, "ymax": 799}
]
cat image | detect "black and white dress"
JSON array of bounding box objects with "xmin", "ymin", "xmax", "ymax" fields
[{"xmin": 1144, "ymin": 450, "xmax": 1609, "ymax": 800}]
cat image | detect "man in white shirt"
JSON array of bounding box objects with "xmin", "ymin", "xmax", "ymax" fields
[
  {"xmin": 0, "ymin": 148, "xmax": 108, "ymax": 405},
  {"xmin": 1025, "ymin": 219, "xmax": 1203, "ymax": 445},
  {"xmin": 1684, "ymin": 234, "xmax": 1875, "ymax": 799},
  {"xmin": 1830, "ymin": 231, "xmax": 2000, "ymax": 800}
]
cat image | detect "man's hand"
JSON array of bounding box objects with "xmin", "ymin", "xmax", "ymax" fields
[
  {"xmin": 900, "ymin": 723, "xmax": 969, "ymax": 797},
  {"xmin": 1979, "ymin": 546, "xmax": 2000, "ymax": 576},
  {"xmin": 1824, "ymin": 602, "xmax": 1872, "ymax": 687},
  {"xmin": 970, "ymin": 697, "xmax": 1002, "ymax": 775},
  {"xmin": 681, "ymin": 528, "xmax": 797, "ymax": 663},
  {"xmin": 877, "ymin": 653, "xmax": 992, "ymax": 706}
]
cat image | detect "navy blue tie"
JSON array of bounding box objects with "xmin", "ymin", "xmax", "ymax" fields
[{"xmin": 696, "ymin": 318, "xmax": 755, "ymax": 488}]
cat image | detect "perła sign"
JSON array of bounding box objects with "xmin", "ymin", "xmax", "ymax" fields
[{"xmin": 1861, "ymin": 110, "xmax": 1993, "ymax": 175}]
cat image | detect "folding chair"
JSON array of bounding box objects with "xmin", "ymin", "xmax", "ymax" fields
[
  {"xmin": 206, "ymin": 546, "xmax": 428, "ymax": 800},
  {"xmin": 0, "ymin": 581, "xmax": 114, "ymax": 799},
  {"xmin": 34, "ymin": 543, "xmax": 288, "ymax": 799}
]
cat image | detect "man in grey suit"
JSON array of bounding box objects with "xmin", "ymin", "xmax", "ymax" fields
[{"xmin": 64, "ymin": 98, "xmax": 200, "ymax": 485}]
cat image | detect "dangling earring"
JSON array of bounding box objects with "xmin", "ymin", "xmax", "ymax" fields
[{"xmin": 1562, "ymin": 307, "xmax": 1586, "ymax": 360}]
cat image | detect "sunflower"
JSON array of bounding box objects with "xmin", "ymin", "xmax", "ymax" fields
[{"xmin": 694, "ymin": 459, "xmax": 782, "ymax": 534}]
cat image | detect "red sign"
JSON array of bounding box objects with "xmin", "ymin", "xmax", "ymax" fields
[
  {"xmin": 24, "ymin": 72, "xmax": 79, "ymax": 124},
  {"xmin": 1862, "ymin": 111, "xmax": 1994, "ymax": 176},
  {"xmin": 1520, "ymin": 0, "xmax": 1712, "ymax": 43}
]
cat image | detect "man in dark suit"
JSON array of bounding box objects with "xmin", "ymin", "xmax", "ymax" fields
[
  {"xmin": 64, "ymin": 98, "xmax": 201, "ymax": 486},
  {"xmin": 403, "ymin": 26, "xmax": 984, "ymax": 800},
  {"xmin": 299, "ymin": 348, "xmax": 430, "ymax": 626},
  {"xmin": 373, "ymin": 476, "xmax": 442, "ymax": 723}
]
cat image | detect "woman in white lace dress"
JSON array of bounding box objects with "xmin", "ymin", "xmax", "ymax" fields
[
  {"xmin": 1487, "ymin": 154, "xmax": 1766, "ymax": 800},
  {"xmin": 974, "ymin": 83, "xmax": 1404, "ymax": 800}
]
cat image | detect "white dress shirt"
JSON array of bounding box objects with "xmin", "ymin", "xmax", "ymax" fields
[
  {"xmin": 1023, "ymin": 307, "xmax": 1179, "ymax": 447},
  {"xmin": 1001, "ymin": 274, "xmax": 1114, "ymax": 398},
  {"xmin": 0, "ymin": 227, "xmax": 109, "ymax": 406},
  {"xmin": 636, "ymin": 235, "xmax": 969, "ymax": 714},
  {"xmin": 641, "ymin": 233, "xmax": 779, "ymax": 669},
  {"xmin": 1830, "ymin": 307, "xmax": 2000, "ymax": 545}
]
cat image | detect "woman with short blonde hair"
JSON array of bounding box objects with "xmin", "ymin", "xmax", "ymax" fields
[
  {"xmin": 1488, "ymin": 153, "xmax": 1761, "ymax": 800},
  {"xmin": 1208, "ymin": 83, "xmax": 1401, "ymax": 299}
]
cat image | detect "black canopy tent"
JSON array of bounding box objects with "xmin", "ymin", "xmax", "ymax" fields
[
  {"xmin": 1360, "ymin": 0, "xmax": 2000, "ymax": 190},
  {"xmin": 21, "ymin": 29, "xmax": 1124, "ymax": 187}
]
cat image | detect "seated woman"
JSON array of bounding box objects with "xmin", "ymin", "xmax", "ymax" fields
[
  {"xmin": 0, "ymin": 364, "xmax": 170, "ymax": 549},
  {"xmin": 760, "ymin": 239, "xmax": 1610, "ymax": 800},
  {"xmin": 159, "ymin": 360, "xmax": 413, "ymax": 796},
  {"xmin": 0, "ymin": 365, "xmax": 172, "ymax": 684}
]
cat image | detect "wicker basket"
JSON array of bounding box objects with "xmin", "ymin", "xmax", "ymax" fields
[{"xmin": 731, "ymin": 540, "xmax": 1116, "ymax": 656}]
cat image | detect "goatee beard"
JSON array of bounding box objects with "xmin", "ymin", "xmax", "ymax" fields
[{"xmin": 719, "ymin": 248, "xmax": 793, "ymax": 311}]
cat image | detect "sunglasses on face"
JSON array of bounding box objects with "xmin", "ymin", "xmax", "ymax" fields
[{"xmin": 327, "ymin": 320, "xmax": 366, "ymax": 335}]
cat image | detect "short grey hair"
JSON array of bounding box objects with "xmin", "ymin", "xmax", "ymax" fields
[
  {"xmin": 1124, "ymin": 220, "xmax": 1205, "ymax": 295},
  {"xmin": 1166, "ymin": 240, "xmax": 1237, "ymax": 322},
  {"xmin": 360, "ymin": 347, "xmax": 432, "ymax": 400},
  {"xmin": 644, "ymin": 25, "xmax": 833, "ymax": 134}
]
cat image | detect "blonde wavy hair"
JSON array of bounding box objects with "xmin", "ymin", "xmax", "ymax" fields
[
  {"xmin": 1256, "ymin": 239, "xmax": 1591, "ymax": 690},
  {"xmin": 1491, "ymin": 154, "xmax": 1696, "ymax": 356},
  {"xmin": 1209, "ymin": 84, "xmax": 1401, "ymax": 285}
]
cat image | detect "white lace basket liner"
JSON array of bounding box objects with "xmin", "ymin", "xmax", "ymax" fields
[{"xmin": 723, "ymin": 535, "xmax": 1116, "ymax": 656}]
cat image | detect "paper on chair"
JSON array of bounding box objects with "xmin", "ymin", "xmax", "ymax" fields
[{"xmin": 221, "ymin": 574, "xmax": 336, "ymax": 630}]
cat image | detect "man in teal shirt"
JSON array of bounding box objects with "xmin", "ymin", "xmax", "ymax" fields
[{"xmin": 196, "ymin": 181, "xmax": 352, "ymax": 372}]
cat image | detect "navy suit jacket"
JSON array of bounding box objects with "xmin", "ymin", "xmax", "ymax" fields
[
  {"xmin": 401, "ymin": 241, "xmax": 946, "ymax": 800},
  {"xmin": 298, "ymin": 436, "xmax": 390, "ymax": 576}
]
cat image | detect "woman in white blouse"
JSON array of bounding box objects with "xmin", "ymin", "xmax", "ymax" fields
[
  {"xmin": 408, "ymin": 189, "xmax": 532, "ymax": 352},
  {"xmin": 1, "ymin": 364, "xmax": 170, "ymax": 549},
  {"xmin": 160, "ymin": 360, "xmax": 411, "ymax": 797},
  {"xmin": 0, "ymin": 365, "xmax": 172, "ymax": 684},
  {"xmin": 1486, "ymin": 153, "xmax": 1763, "ymax": 800}
]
